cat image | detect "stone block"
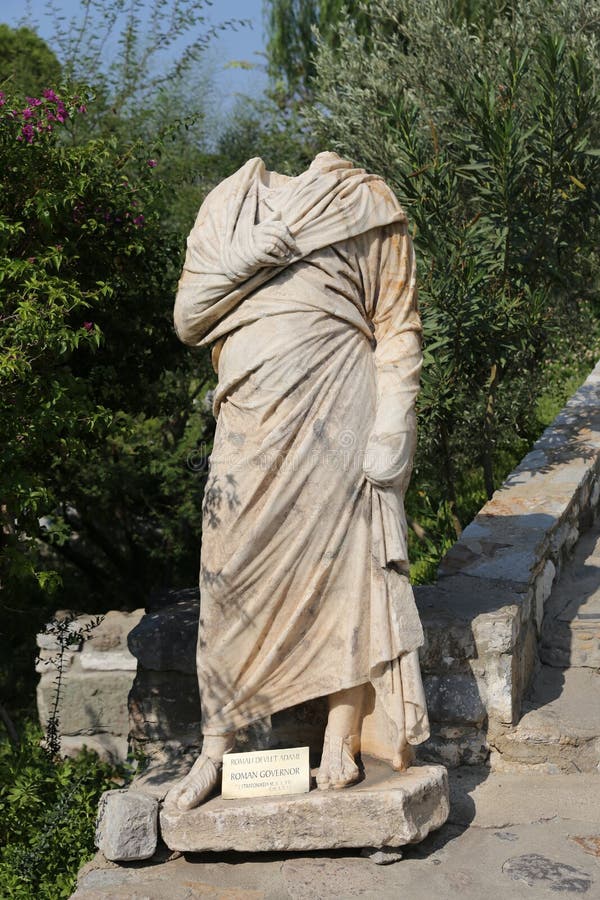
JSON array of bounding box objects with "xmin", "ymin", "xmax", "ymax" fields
[
  {"xmin": 35, "ymin": 647, "xmax": 76, "ymax": 674},
  {"xmin": 79, "ymin": 649, "xmax": 137, "ymax": 671},
  {"xmin": 95, "ymin": 789, "xmax": 158, "ymax": 861},
  {"xmin": 79, "ymin": 609, "xmax": 143, "ymax": 671},
  {"xmin": 128, "ymin": 668, "xmax": 202, "ymax": 754},
  {"xmin": 61, "ymin": 734, "xmax": 128, "ymax": 764},
  {"xmin": 423, "ymin": 674, "xmax": 486, "ymax": 725},
  {"xmin": 160, "ymin": 761, "xmax": 449, "ymax": 853},
  {"xmin": 417, "ymin": 611, "xmax": 475, "ymax": 673},
  {"xmin": 36, "ymin": 614, "xmax": 98, "ymax": 652},
  {"xmin": 470, "ymin": 652, "xmax": 514, "ymax": 725},
  {"xmin": 439, "ymin": 514, "xmax": 548, "ymax": 584},
  {"xmin": 591, "ymin": 477, "xmax": 600, "ymax": 508},
  {"xmin": 418, "ymin": 725, "xmax": 489, "ymax": 767},
  {"xmin": 471, "ymin": 607, "xmax": 520, "ymax": 655},
  {"xmin": 85, "ymin": 609, "xmax": 144, "ymax": 652},
  {"xmin": 127, "ymin": 591, "xmax": 199, "ymax": 674},
  {"xmin": 37, "ymin": 663, "xmax": 133, "ymax": 737}
]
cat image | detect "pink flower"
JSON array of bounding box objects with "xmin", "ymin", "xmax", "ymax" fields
[
  {"xmin": 133, "ymin": 214, "xmax": 145, "ymax": 227},
  {"xmin": 147, "ymin": 159, "xmax": 157, "ymax": 168},
  {"xmin": 22, "ymin": 107, "xmax": 34, "ymax": 119},
  {"xmin": 55, "ymin": 102, "xmax": 68, "ymax": 124},
  {"xmin": 0, "ymin": 91, "xmax": 6, "ymax": 107},
  {"xmin": 42, "ymin": 89, "xmax": 59, "ymax": 102},
  {"xmin": 83, "ymin": 321, "xmax": 94, "ymax": 332},
  {"xmin": 26, "ymin": 97, "xmax": 42, "ymax": 107},
  {"xmin": 78, "ymin": 104, "xmax": 87, "ymax": 114},
  {"xmin": 20, "ymin": 124, "xmax": 35, "ymax": 143}
]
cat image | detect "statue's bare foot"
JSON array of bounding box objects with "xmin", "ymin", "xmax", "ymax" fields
[
  {"xmin": 164, "ymin": 733, "xmax": 235, "ymax": 811},
  {"xmin": 164, "ymin": 754, "xmax": 220, "ymax": 810},
  {"xmin": 316, "ymin": 732, "xmax": 361, "ymax": 790}
]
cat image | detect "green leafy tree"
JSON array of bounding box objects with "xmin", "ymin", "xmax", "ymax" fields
[
  {"xmin": 264, "ymin": 0, "xmax": 372, "ymax": 97},
  {"xmin": 306, "ymin": 0, "xmax": 600, "ymax": 561},
  {"xmin": 263, "ymin": 0, "xmax": 522, "ymax": 98},
  {"xmin": 0, "ymin": 25, "xmax": 61, "ymax": 96}
]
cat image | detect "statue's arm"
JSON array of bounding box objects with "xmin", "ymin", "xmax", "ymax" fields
[
  {"xmin": 362, "ymin": 221, "xmax": 422, "ymax": 490},
  {"xmin": 174, "ymin": 183, "xmax": 297, "ymax": 347}
]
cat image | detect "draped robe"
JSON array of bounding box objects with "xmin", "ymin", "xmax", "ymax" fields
[{"xmin": 174, "ymin": 152, "xmax": 430, "ymax": 767}]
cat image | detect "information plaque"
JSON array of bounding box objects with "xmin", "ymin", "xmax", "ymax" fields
[{"xmin": 221, "ymin": 746, "xmax": 311, "ymax": 799}]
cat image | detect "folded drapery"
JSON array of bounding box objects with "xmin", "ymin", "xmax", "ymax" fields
[{"xmin": 174, "ymin": 152, "xmax": 430, "ymax": 764}]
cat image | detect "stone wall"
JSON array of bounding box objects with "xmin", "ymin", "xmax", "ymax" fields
[
  {"xmin": 415, "ymin": 361, "xmax": 600, "ymax": 766},
  {"xmin": 36, "ymin": 609, "xmax": 143, "ymax": 762}
]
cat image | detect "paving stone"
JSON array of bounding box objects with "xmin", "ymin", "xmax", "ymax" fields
[
  {"xmin": 501, "ymin": 854, "xmax": 592, "ymax": 893},
  {"xmin": 73, "ymin": 769, "xmax": 600, "ymax": 900}
]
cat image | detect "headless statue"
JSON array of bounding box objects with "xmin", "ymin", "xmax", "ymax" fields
[{"xmin": 166, "ymin": 152, "xmax": 430, "ymax": 810}]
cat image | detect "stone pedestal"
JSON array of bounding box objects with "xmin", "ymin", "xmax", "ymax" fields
[{"xmin": 160, "ymin": 760, "xmax": 449, "ymax": 855}]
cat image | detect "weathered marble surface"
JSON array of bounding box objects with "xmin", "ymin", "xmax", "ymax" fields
[
  {"xmin": 160, "ymin": 761, "xmax": 449, "ymax": 854},
  {"xmin": 173, "ymin": 151, "xmax": 430, "ymax": 764},
  {"xmin": 127, "ymin": 593, "xmax": 327, "ymax": 765}
]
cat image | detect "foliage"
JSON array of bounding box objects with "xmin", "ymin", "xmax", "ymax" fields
[
  {"xmin": 0, "ymin": 25, "xmax": 62, "ymax": 97},
  {"xmin": 12, "ymin": 1, "xmax": 250, "ymax": 234},
  {"xmin": 0, "ymin": 724, "xmax": 125, "ymax": 899},
  {"xmin": 0, "ymin": 83, "xmax": 215, "ymax": 710},
  {"xmin": 216, "ymin": 92, "xmax": 315, "ymax": 177},
  {"xmin": 264, "ymin": 0, "xmax": 371, "ymax": 97},
  {"xmin": 307, "ymin": 0, "xmax": 600, "ymax": 552},
  {"xmin": 0, "ymin": 610, "xmax": 129, "ymax": 899}
]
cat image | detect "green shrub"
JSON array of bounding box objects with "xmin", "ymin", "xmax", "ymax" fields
[
  {"xmin": 307, "ymin": 0, "xmax": 600, "ymax": 555},
  {"xmin": 0, "ymin": 722, "xmax": 127, "ymax": 899}
]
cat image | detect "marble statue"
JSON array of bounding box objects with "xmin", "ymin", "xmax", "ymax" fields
[{"xmin": 166, "ymin": 151, "xmax": 430, "ymax": 811}]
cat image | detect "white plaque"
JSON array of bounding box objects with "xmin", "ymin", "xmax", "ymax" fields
[{"xmin": 221, "ymin": 746, "xmax": 310, "ymax": 799}]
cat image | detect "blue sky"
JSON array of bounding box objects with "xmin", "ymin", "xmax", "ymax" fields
[{"xmin": 1, "ymin": 0, "xmax": 267, "ymax": 103}]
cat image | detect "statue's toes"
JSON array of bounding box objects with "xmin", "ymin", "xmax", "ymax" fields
[
  {"xmin": 175, "ymin": 756, "xmax": 219, "ymax": 810},
  {"xmin": 176, "ymin": 782, "xmax": 203, "ymax": 810},
  {"xmin": 164, "ymin": 782, "xmax": 185, "ymax": 808}
]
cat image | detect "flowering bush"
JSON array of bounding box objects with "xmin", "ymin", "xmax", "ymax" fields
[
  {"xmin": 1, "ymin": 88, "xmax": 80, "ymax": 144},
  {"xmin": 0, "ymin": 85, "xmax": 211, "ymax": 676}
]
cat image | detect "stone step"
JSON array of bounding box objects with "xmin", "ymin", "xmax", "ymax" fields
[
  {"xmin": 540, "ymin": 616, "xmax": 600, "ymax": 668},
  {"xmin": 490, "ymin": 665, "xmax": 600, "ymax": 774},
  {"xmin": 540, "ymin": 529, "xmax": 600, "ymax": 668}
]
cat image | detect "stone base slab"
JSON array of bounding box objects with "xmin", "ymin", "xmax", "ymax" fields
[{"xmin": 160, "ymin": 760, "xmax": 449, "ymax": 854}]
